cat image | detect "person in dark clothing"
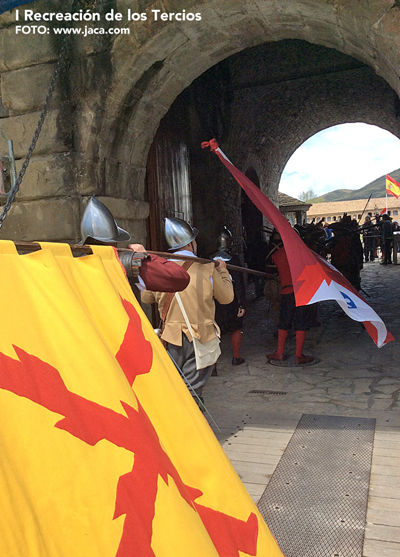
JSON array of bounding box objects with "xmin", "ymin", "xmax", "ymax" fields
[
  {"xmin": 326, "ymin": 215, "xmax": 363, "ymax": 291},
  {"xmin": 361, "ymin": 215, "xmax": 375, "ymax": 263},
  {"xmin": 380, "ymin": 213, "xmax": 393, "ymax": 265},
  {"xmin": 246, "ymin": 229, "xmax": 269, "ymax": 298},
  {"xmin": 213, "ymin": 227, "xmax": 247, "ymax": 366}
]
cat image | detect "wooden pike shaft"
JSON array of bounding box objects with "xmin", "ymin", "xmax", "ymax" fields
[
  {"xmin": 147, "ymin": 250, "xmax": 277, "ymax": 279},
  {"xmin": 12, "ymin": 242, "xmax": 277, "ymax": 280},
  {"xmin": 14, "ymin": 241, "xmax": 92, "ymax": 255}
]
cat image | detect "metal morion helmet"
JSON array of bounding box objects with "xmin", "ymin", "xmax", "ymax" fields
[
  {"xmin": 213, "ymin": 226, "xmax": 233, "ymax": 262},
  {"xmin": 164, "ymin": 217, "xmax": 198, "ymax": 251},
  {"xmin": 217, "ymin": 226, "xmax": 233, "ymax": 250},
  {"xmin": 80, "ymin": 197, "xmax": 131, "ymax": 244}
]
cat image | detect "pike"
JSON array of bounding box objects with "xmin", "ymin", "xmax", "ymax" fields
[
  {"xmin": 147, "ymin": 250, "xmax": 277, "ymax": 280},
  {"xmin": 13, "ymin": 241, "xmax": 278, "ymax": 281},
  {"xmin": 357, "ymin": 193, "xmax": 372, "ymax": 225}
]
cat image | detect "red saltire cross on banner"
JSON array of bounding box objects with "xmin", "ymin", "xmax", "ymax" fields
[{"xmin": 0, "ymin": 298, "xmax": 259, "ymax": 557}]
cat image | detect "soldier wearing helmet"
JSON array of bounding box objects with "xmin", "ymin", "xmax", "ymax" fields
[
  {"xmin": 213, "ymin": 227, "xmax": 246, "ymax": 367},
  {"xmin": 141, "ymin": 217, "xmax": 234, "ymax": 405},
  {"xmin": 80, "ymin": 197, "xmax": 190, "ymax": 293}
]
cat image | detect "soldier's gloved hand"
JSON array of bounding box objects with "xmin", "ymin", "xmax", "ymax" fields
[{"xmin": 119, "ymin": 247, "xmax": 149, "ymax": 280}]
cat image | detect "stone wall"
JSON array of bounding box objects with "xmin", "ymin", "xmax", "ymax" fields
[{"xmin": 0, "ymin": 0, "xmax": 399, "ymax": 243}]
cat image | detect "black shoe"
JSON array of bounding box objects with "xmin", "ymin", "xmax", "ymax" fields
[{"xmin": 232, "ymin": 357, "xmax": 245, "ymax": 366}]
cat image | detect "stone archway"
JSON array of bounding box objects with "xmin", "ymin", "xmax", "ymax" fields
[
  {"xmin": 1, "ymin": 0, "xmax": 400, "ymax": 241},
  {"xmin": 142, "ymin": 37, "xmax": 400, "ymax": 254},
  {"xmin": 94, "ymin": 0, "xmax": 400, "ymax": 196}
]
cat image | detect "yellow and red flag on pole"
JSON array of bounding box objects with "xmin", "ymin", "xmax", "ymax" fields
[
  {"xmin": 386, "ymin": 174, "xmax": 400, "ymax": 199},
  {"xmin": 0, "ymin": 240, "xmax": 284, "ymax": 557}
]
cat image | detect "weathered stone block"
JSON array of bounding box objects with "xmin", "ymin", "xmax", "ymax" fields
[
  {"xmin": 127, "ymin": 102, "xmax": 167, "ymax": 164},
  {"xmin": 0, "ymin": 25, "xmax": 59, "ymax": 72},
  {"xmin": 139, "ymin": 24, "xmax": 188, "ymax": 60},
  {"xmin": 0, "ymin": 98, "xmax": 9, "ymax": 118},
  {"xmin": 15, "ymin": 152, "xmax": 74, "ymax": 200},
  {"xmin": 72, "ymin": 102, "xmax": 96, "ymax": 154},
  {"xmin": 2, "ymin": 63, "xmax": 57, "ymax": 114},
  {"xmin": 116, "ymin": 0, "xmax": 140, "ymax": 14},
  {"xmin": 96, "ymin": 195, "xmax": 149, "ymax": 220},
  {"xmin": 164, "ymin": 41, "xmax": 214, "ymax": 83},
  {"xmin": 220, "ymin": 16, "xmax": 271, "ymax": 50},
  {"xmin": 164, "ymin": 0, "xmax": 204, "ymax": 13},
  {"xmin": 140, "ymin": 65, "xmax": 188, "ymax": 109},
  {"xmin": 0, "ymin": 109, "xmax": 71, "ymax": 158},
  {"xmin": 68, "ymin": 22, "xmax": 112, "ymax": 58},
  {"xmin": 0, "ymin": 196, "xmax": 80, "ymax": 241},
  {"xmin": 108, "ymin": 163, "xmax": 147, "ymax": 201},
  {"xmin": 124, "ymin": 217, "xmax": 147, "ymax": 245},
  {"xmin": 0, "ymin": 7, "xmax": 17, "ymax": 27}
]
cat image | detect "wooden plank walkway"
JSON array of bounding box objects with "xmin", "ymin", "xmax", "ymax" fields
[{"xmin": 213, "ymin": 413, "xmax": 400, "ymax": 557}]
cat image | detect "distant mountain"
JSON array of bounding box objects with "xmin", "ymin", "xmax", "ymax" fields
[{"xmin": 311, "ymin": 168, "xmax": 400, "ymax": 203}]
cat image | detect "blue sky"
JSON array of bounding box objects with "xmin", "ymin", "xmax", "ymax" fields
[{"xmin": 279, "ymin": 123, "xmax": 400, "ymax": 199}]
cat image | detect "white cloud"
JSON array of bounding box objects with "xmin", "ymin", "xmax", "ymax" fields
[{"xmin": 279, "ymin": 123, "xmax": 400, "ymax": 199}]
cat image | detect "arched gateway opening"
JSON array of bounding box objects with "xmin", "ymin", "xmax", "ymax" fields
[{"xmin": 144, "ymin": 38, "xmax": 400, "ymax": 256}]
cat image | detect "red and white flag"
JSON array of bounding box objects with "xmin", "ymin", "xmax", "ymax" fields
[{"xmin": 202, "ymin": 139, "xmax": 393, "ymax": 348}]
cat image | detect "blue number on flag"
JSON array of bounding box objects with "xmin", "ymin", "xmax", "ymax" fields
[{"xmin": 340, "ymin": 291, "xmax": 357, "ymax": 309}]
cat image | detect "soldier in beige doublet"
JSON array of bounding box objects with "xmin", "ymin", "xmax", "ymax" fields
[{"xmin": 141, "ymin": 218, "xmax": 233, "ymax": 400}]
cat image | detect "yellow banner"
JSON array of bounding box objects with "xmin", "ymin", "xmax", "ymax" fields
[{"xmin": 0, "ymin": 241, "xmax": 283, "ymax": 557}]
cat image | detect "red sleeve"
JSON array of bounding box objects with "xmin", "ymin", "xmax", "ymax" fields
[{"xmin": 139, "ymin": 254, "xmax": 190, "ymax": 292}]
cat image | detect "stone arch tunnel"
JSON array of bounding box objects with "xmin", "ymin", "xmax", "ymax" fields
[{"xmin": 0, "ymin": 0, "xmax": 400, "ymax": 248}]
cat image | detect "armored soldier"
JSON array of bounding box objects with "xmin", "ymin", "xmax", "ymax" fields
[
  {"xmin": 141, "ymin": 217, "xmax": 234, "ymax": 402},
  {"xmin": 80, "ymin": 197, "xmax": 190, "ymax": 293},
  {"xmin": 213, "ymin": 227, "xmax": 246, "ymax": 366}
]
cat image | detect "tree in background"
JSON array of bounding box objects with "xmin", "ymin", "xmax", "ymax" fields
[{"xmin": 298, "ymin": 189, "xmax": 317, "ymax": 202}]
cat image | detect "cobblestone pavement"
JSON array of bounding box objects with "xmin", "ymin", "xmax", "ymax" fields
[{"xmin": 205, "ymin": 260, "xmax": 400, "ymax": 424}]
